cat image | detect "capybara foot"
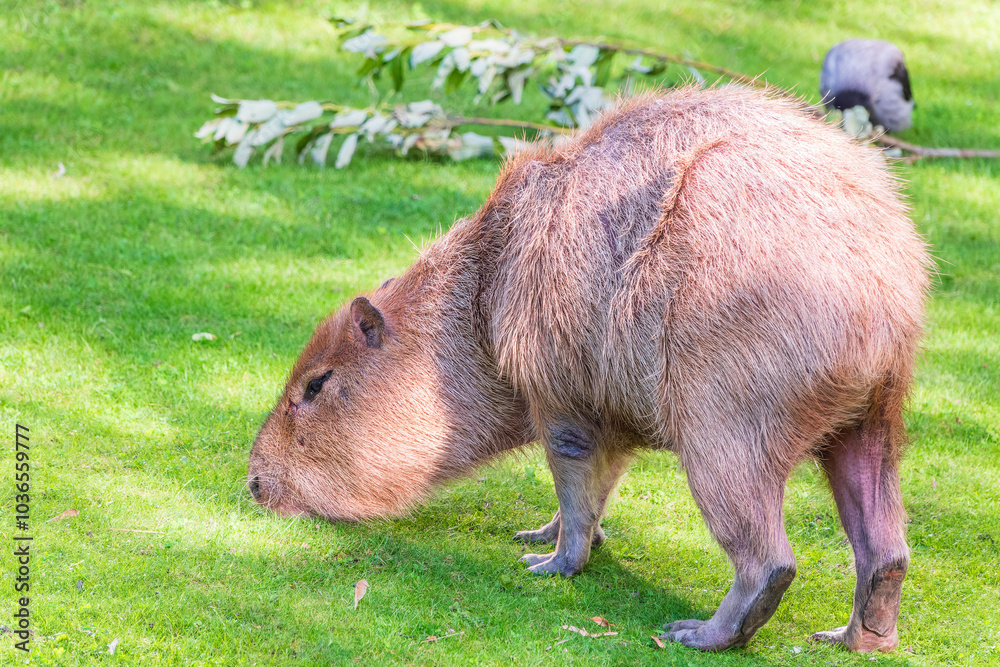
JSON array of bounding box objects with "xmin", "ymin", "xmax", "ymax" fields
[
  {"xmin": 660, "ymin": 620, "xmax": 746, "ymax": 652},
  {"xmin": 520, "ymin": 552, "xmax": 581, "ymax": 576},
  {"xmin": 520, "ymin": 552, "xmax": 551, "ymax": 567},
  {"xmin": 514, "ymin": 524, "xmax": 605, "ymax": 546},
  {"xmin": 810, "ymin": 625, "xmax": 899, "ymax": 653}
]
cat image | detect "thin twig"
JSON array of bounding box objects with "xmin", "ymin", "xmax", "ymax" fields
[
  {"xmin": 448, "ymin": 115, "xmax": 573, "ymax": 134},
  {"xmin": 556, "ymin": 38, "xmax": 767, "ymax": 88},
  {"xmin": 423, "ymin": 631, "xmax": 464, "ymax": 643}
]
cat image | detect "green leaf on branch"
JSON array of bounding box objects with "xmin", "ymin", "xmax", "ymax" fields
[
  {"xmin": 310, "ymin": 132, "xmax": 334, "ymax": 167},
  {"xmin": 342, "ymin": 29, "xmax": 388, "ymax": 56},
  {"xmin": 263, "ymin": 136, "xmax": 285, "ymax": 166},
  {"xmin": 224, "ymin": 119, "xmax": 249, "ymax": 144},
  {"xmin": 448, "ymin": 132, "xmax": 495, "ymax": 161},
  {"xmin": 594, "ymin": 48, "xmax": 615, "ymax": 88},
  {"xmin": 357, "ymin": 53, "xmax": 383, "ymax": 78},
  {"xmin": 335, "ymin": 133, "xmax": 359, "ymax": 169},
  {"xmin": 411, "ymin": 40, "xmax": 445, "ymax": 67},
  {"xmin": 391, "ymin": 46, "xmax": 411, "ymax": 92},
  {"xmin": 236, "ymin": 100, "xmax": 278, "ymax": 123},
  {"xmin": 330, "ymin": 109, "xmax": 368, "ymax": 128},
  {"xmin": 329, "ymin": 17, "xmax": 357, "ymax": 29},
  {"xmin": 233, "ymin": 131, "xmax": 257, "ymax": 168},
  {"xmin": 295, "ymin": 126, "xmax": 326, "ymax": 164},
  {"xmin": 445, "ymin": 68, "xmax": 469, "ymax": 95},
  {"xmin": 282, "ymin": 101, "xmax": 324, "ymax": 125},
  {"xmin": 335, "ymin": 23, "xmax": 373, "ymax": 46},
  {"xmin": 438, "ymin": 26, "xmax": 474, "ymax": 47}
]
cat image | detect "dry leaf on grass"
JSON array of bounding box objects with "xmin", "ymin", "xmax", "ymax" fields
[
  {"xmin": 47, "ymin": 509, "xmax": 79, "ymax": 522},
  {"xmin": 545, "ymin": 638, "xmax": 572, "ymax": 651},
  {"xmin": 107, "ymin": 637, "xmax": 120, "ymax": 655},
  {"xmin": 651, "ymin": 635, "xmax": 665, "ymax": 648},
  {"xmin": 589, "ymin": 616, "xmax": 620, "ymax": 629},
  {"xmin": 354, "ymin": 579, "xmax": 369, "ymax": 609}
]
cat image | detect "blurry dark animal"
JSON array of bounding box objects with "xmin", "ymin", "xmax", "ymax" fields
[
  {"xmin": 821, "ymin": 39, "xmax": 914, "ymax": 131},
  {"xmin": 248, "ymin": 86, "xmax": 930, "ymax": 653}
]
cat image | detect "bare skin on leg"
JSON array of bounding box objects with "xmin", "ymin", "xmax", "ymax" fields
[
  {"xmin": 810, "ymin": 422, "xmax": 908, "ymax": 653},
  {"xmin": 513, "ymin": 448, "xmax": 630, "ymax": 547},
  {"xmin": 519, "ymin": 421, "xmax": 632, "ymax": 575}
]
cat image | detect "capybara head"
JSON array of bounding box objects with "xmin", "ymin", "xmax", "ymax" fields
[
  {"xmin": 248, "ymin": 293, "xmax": 442, "ymax": 520},
  {"xmin": 248, "ymin": 270, "xmax": 532, "ymax": 521}
]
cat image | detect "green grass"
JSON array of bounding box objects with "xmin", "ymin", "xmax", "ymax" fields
[{"xmin": 1, "ymin": 0, "xmax": 998, "ymax": 664}]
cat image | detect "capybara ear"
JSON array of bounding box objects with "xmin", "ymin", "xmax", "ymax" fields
[{"xmin": 351, "ymin": 297, "xmax": 385, "ymax": 349}]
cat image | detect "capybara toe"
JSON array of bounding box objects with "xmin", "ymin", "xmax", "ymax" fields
[
  {"xmin": 810, "ymin": 626, "xmax": 899, "ymax": 653},
  {"xmin": 513, "ymin": 529, "xmax": 556, "ymax": 544},
  {"xmin": 661, "ymin": 622, "xmax": 744, "ymax": 652},
  {"xmin": 663, "ymin": 619, "xmax": 706, "ymax": 632},
  {"xmin": 520, "ymin": 552, "xmax": 552, "ymax": 567}
]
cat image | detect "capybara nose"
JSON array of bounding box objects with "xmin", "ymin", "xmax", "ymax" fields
[{"xmin": 249, "ymin": 476, "xmax": 261, "ymax": 501}]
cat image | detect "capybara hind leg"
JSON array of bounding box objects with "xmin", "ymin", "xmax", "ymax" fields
[
  {"xmin": 662, "ymin": 459, "xmax": 796, "ymax": 651},
  {"xmin": 810, "ymin": 424, "xmax": 908, "ymax": 653},
  {"xmin": 521, "ymin": 423, "xmax": 629, "ymax": 575}
]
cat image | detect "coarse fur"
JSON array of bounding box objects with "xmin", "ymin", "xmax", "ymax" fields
[{"xmin": 248, "ymin": 85, "xmax": 930, "ymax": 653}]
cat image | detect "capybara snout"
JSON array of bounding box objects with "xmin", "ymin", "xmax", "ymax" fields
[{"xmin": 249, "ymin": 86, "xmax": 929, "ymax": 653}]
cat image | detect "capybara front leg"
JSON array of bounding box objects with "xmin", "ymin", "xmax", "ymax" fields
[
  {"xmin": 810, "ymin": 425, "xmax": 908, "ymax": 653},
  {"xmin": 521, "ymin": 422, "xmax": 625, "ymax": 575},
  {"xmin": 514, "ymin": 446, "xmax": 630, "ymax": 547},
  {"xmin": 662, "ymin": 460, "xmax": 796, "ymax": 651},
  {"xmin": 514, "ymin": 509, "xmax": 608, "ymax": 546}
]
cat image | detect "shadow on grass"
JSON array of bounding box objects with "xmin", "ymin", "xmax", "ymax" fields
[{"xmin": 38, "ymin": 457, "xmax": 912, "ymax": 665}]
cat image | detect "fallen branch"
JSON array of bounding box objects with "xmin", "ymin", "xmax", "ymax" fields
[
  {"xmin": 823, "ymin": 107, "xmax": 999, "ymax": 162},
  {"xmin": 199, "ymin": 19, "xmax": 1000, "ymax": 167},
  {"xmin": 875, "ymin": 134, "xmax": 1000, "ymax": 161}
]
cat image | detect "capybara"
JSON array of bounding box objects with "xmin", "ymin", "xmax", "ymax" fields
[{"xmin": 248, "ymin": 86, "xmax": 930, "ymax": 653}]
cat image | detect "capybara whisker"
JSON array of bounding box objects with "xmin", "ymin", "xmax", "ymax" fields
[{"xmin": 248, "ymin": 86, "xmax": 928, "ymax": 653}]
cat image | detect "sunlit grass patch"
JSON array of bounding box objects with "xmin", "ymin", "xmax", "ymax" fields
[{"xmin": 1, "ymin": 0, "xmax": 998, "ymax": 665}]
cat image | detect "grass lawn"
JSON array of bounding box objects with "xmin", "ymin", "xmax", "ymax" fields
[{"xmin": 1, "ymin": 0, "xmax": 998, "ymax": 664}]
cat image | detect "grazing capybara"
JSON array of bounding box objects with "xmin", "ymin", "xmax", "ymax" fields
[{"xmin": 248, "ymin": 86, "xmax": 930, "ymax": 653}]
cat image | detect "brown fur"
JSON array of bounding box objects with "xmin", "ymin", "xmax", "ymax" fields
[{"xmin": 248, "ymin": 86, "xmax": 930, "ymax": 652}]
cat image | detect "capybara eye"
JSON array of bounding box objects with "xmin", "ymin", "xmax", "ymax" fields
[{"xmin": 304, "ymin": 370, "xmax": 332, "ymax": 401}]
